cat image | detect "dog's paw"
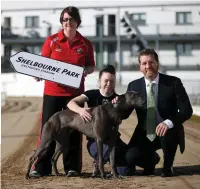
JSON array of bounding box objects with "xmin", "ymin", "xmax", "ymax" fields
[
  {"xmin": 25, "ymin": 174, "xmax": 30, "ymax": 180},
  {"xmin": 55, "ymin": 173, "xmax": 63, "ymax": 177},
  {"xmin": 109, "ymin": 173, "xmax": 125, "ymax": 179},
  {"xmin": 117, "ymin": 175, "xmax": 125, "ymax": 179},
  {"xmin": 92, "ymin": 172, "xmax": 98, "ymax": 178},
  {"xmin": 100, "ymin": 174, "xmax": 108, "ymax": 179}
]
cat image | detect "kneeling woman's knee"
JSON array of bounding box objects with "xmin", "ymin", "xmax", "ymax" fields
[{"xmin": 86, "ymin": 140, "xmax": 109, "ymax": 162}]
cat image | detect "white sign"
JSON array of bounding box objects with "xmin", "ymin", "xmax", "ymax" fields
[{"xmin": 9, "ymin": 52, "xmax": 84, "ymax": 89}]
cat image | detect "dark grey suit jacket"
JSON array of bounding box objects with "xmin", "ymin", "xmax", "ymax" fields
[{"xmin": 125, "ymin": 73, "xmax": 193, "ymax": 153}]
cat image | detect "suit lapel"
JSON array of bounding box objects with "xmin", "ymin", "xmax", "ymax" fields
[
  {"xmin": 158, "ymin": 73, "xmax": 166, "ymax": 109},
  {"xmin": 139, "ymin": 78, "xmax": 147, "ymax": 109}
]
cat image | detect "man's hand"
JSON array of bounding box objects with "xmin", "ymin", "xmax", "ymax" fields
[
  {"xmin": 34, "ymin": 77, "xmax": 43, "ymax": 82},
  {"xmin": 156, "ymin": 122, "xmax": 168, "ymax": 136},
  {"xmin": 78, "ymin": 108, "xmax": 92, "ymax": 122}
]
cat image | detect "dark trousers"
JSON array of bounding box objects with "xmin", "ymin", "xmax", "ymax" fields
[
  {"xmin": 35, "ymin": 95, "xmax": 82, "ymax": 175},
  {"xmin": 87, "ymin": 136, "xmax": 161, "ymax": 168},
  {"xmin": 87, "ymin": 138, "xmax": 136, "ymax": 176},
  {"xmin": 87, "ymin": 137, "xmax": 128, "ymax": 166},
  {"xmin": 127, "ymin": 128, "xmax": 178, "ymax": 171}
]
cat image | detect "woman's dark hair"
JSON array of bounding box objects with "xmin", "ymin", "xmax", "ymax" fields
[
  {"xmin": 99, "ymin": 64, "xmax": 116, "ymax": 79},
  {"xmin": 60, "ymin": 6, "xmax": 81, "ymax": 27}
]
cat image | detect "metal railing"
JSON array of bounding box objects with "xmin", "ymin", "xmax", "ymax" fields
[
  {"xmin": 2, "ymin": 23, "xmax": 200, "ymax": 39},
  {"xmin": 1, "ymin": 56, "xmax": 15, "ymax": 73},
  {"xmin": 189, "ymin": 94, "xmax": 200, "ymax": 106}
]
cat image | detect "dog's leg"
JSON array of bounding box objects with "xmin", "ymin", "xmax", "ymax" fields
[
  {"xmin": 52, "ymin": 142, "xmax": 63, "ymax": 176},
  {"xmin": 97, "ymin": 139, "xmax": 106, "ymax": 179},
  {"xmin": 26, "ymin": 131, "xmax": 53, "ymax": 179},
  {"xmin": 109, "ymin": 146, "xmax": 118, "ymax": 178},
  {"xmin": 92, "ymin": 159, "xmax": 99, "ymax": 177},
  {"xmin": 108, "ymin": 126, "xmax": 122, "ymax": 179},
  {"xmin": 26, "ymin": 146, "xmax": 50, "ymax": 179}
]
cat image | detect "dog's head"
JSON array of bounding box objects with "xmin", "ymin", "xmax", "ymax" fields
[{"xmin": 124, "ymin": 91, "xmax": 144, "ymax": 107}]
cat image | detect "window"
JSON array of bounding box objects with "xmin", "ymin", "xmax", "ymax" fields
[
  {"xmin": 25, "ymin": 16, "xmax": 39, "ymax": 28},
  {"xmin": 176, "ymin": 43, "xmax": 192, "ymax": 56},
  {"xmin": 176, "ymin": 12, "xmax": 192, "ymax": 25},
  {"xmin": 107, "ymin": 43, "xmax": 116, "ymax": 66},
  {"xmin": 4, "ymin": 17, "xmax": 11, "ymax": 28},
  {"xmin": 3, "ymin": 17, "xmax": 11, "ymax": 35},
  {"xmin": 96, "ymin": 15, "xmax": 104, "ymax": 36},
  {"xmin": 108, "ymin": 15, "xmax": 116, "ymax": 36},
  {"xmin": 131, "ymin": 13, "xmax": 146, "ymax": 25}
]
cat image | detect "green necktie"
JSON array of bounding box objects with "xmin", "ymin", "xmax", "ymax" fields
[{"xmin": 146, "ymin": 82, "xmax": 157, "ymax": 141}]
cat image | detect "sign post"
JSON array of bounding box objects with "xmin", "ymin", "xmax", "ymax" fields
[{"xmin": 9, "ymin": 52, "xmax": 84, "ymax": 89}]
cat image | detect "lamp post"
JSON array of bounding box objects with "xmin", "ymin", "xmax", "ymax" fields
[
  {"xmin": 117, "ymin": 7, "xmax": 122, "ymax": 85},
  {"xmin": 43, "ymin": 20, "xmax": 52, "ymax": 36},
  {"xmin": 99, "ymin": 23, "xmax": 104, "ymax": 69}
]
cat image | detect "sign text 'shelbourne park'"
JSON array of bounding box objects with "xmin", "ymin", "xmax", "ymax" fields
[{"xmin": 10, "ymin": 52, "xmax": 84, "ymax": 89}]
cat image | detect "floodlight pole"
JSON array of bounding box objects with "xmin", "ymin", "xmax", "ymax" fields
[{"xmin": 117, "ymin": 7, "xmax": 122, "ymax": 85}]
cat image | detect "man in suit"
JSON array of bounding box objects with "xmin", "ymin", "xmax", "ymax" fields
[{"xmin": 122, "ymin": 48, "xmax": 193, "ymax": 177}]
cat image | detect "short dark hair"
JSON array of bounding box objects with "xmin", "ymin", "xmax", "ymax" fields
[
  {"xmin": 138, "ymin": 48, "xmax": 159, "ymax": 64},
  {"xmin": 99, "ymin": 64, "xmax": 116, "ymax": 79},
  {"xmin": 60, "ymin": 6, "xmax": 81, "ymax": 27}
]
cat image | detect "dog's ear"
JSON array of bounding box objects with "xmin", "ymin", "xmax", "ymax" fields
[
  {"xmin": 129, "ymin": 91, "xmax": 139, "ymax": 95},
  {"xmin": 125, "ymin": 91, "xmax": 139, "ymax": 98},
  {"xmin": 113, "ymin": 94, "xmax": 125, "ymax": 108},
  {"xmin": 118, "ymin": 94, "xmax": 125, "ymax": 101}
]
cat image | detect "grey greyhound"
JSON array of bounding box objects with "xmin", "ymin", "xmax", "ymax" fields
[{"xmin": 26, "ymin": 91, "xmax": 143, "ymax": 179}]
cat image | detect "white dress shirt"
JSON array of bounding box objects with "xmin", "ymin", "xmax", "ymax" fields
[{"xmin": 145, "ymin": 73, "xmax": 174, "ymax": 129}]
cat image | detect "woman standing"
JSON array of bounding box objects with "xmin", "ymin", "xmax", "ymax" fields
[{"xmin": 31, "ymin": 6, "xmax": 95, "ymax": 178}]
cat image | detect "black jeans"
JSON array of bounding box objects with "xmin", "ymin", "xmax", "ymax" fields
[
  {"xmin": 127, "ymin": 128, "xmax": 178, "ymax": 171},
  {"xmin": 34, "ymin": 95, "xmax": 82, "ymax": 175}
]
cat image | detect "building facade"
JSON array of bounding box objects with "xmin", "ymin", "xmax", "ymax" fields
[{"xmin": 1, "ymin": 1, "xmax": 200, "ymax": 71}]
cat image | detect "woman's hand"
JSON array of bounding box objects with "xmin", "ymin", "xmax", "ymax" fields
[
  {"xmin": 34, "ymin": 77, "xmax": 43, "ymax": 82},
  {"xmin": 83, "ymin": 67, "xmax": 89, "ymax": 77},
  {"xmin": 83, "ymin": 70, "xmax": 88, "ymax": 77},
  {"xmin": 78, "ymin": 108, "xmax": 92, "ymax": 122},
  {"xmin": 112, "ymin": 96, "xmax": 119, "ymax": 104}
]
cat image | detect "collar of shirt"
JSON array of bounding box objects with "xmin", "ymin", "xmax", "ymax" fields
[
  {"xmin": 57, "ymin": 29, "xmax": 82, "ymax": 42},
  {"xmin": 145, "ymin": 73, "xmax": 160, "ymax": 88}
]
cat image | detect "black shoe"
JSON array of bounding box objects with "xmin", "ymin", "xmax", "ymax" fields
[
  {"xmin": 161, "ymin": 167, "xmax": 174, "ymax": 177},
  {"xmin": 67, "ymin": 170, "xmax": 79, "ymax": 177},
  {"xmin": 141, "ymin": 168, "xmax": 155, "ymax": 176}
]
